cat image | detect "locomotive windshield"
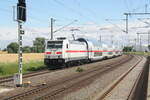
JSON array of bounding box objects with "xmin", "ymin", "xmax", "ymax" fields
[{"xmin": 47, "ymin": 41, "xmax": 63, "ymax": 49}]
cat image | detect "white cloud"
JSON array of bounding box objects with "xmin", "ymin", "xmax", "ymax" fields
[
  {"xmin": 0, "ymin": 20, "xmax": 150, "ymax": 49},
  {"xmin": 0, "ymin": 27, "xmax": 17, "ymax": 40}
]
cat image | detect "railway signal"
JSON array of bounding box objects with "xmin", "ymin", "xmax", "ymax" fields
[
  {"xmin": 17, "ymin": 0, "xmax": 26, "ymax": 22},
  {"xmin": 14, "ymin": 0, "xmax": 27, "ymax": 87}
]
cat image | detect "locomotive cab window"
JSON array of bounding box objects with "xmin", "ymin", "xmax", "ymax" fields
[
  {"xmin": 66, "ymin": 44, "xmax": 69, "ymax": 49},
  {"xmin": 47, "ymin": 41, "xmax": 63, "ymax": 49}
]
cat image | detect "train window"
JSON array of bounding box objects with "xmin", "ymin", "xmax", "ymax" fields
[
  {"xmin": 94, "ymin": 52, "xmax": 102, "ymax": 56},
  {"xmin": 66, "ymin": 44, "xmax": 69, "ymax": 48},
  {"xmin": 108, "ymin": 52, "xmax": 113, "ymax": 55},
  {"xmin": 47, "ymin": 41, "xmax": 63, "ymax": 49}
]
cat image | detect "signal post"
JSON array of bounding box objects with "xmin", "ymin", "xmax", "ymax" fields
[{"xmin": 14, "ymin": 0, "xmax": 26, "ymax": 87}]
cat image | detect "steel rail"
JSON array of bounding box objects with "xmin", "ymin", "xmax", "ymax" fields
[
  {"xmin": 1, "ymin": 55, "xmax": 133, "ymax": 100},
  {"xmin": 0, "ymin": 55, "xmax": 127, "ymax": 84},
  {"xmin": 0, "ymin": 69, "xmax": 50, "ymax": 84},
  {"xmin": 95, "ymin": 56, "xmax": 143, "ymax": 100}
]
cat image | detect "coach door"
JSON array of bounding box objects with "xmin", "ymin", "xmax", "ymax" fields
[{"xmin": 66, "ymin": 43, "xmax": 70, "ymax": 61}]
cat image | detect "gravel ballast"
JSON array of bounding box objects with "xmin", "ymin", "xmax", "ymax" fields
[
  {"xmin": 0, "ymin": 55, "xmax": 137, "ymax": 100},
  {"xmin": 59, "ymin": 56, "xmax": 139, "ymax": 100}
]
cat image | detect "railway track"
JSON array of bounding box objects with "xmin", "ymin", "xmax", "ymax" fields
[
  {"xmin": 0, "ymin": 55, "xmax": 127, "ymax": 85},
  {"xmin": 94, "ymin": 56, "xmax": 143, "ymax": 100},
  {"xmin": 0, "ymin": 69, "xmax": 51, "ymax": 84},
  {"xmin": 1, "ymin": 55, "xmax": 134, "ymax": 100}
]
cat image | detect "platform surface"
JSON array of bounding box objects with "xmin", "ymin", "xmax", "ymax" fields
[{"xmin": 147, "ymin": 66, "xmax": 150, "ymax": 100}]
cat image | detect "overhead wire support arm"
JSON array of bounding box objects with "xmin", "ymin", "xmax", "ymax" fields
[
  {"xmin": 124, "ymin": 12, "xmax": 150, "ymax": 34},
  {"xmin": 124, "ymin": 12, "xmax": 150, "ymax": 15},
  {"xmin": 53, "ymin": 20, "xmax": 78, "ymax": 33}
]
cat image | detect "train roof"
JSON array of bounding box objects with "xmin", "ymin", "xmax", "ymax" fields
[{"xmin": 77, "ymin": 38, "xmax": 107, "ymax": 47}]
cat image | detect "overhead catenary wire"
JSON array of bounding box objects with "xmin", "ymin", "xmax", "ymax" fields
[
  {"xmin": 52, "ymin": 0, "xmax": 98, "ymax": 24},
  {"xmin": 124, "ymin": 0, "xmax": 149, "ymax": 13},
  {"xmin": 0, "ymin": 5, "xmax": 79, "ymax": 38},
  {"xmin": 53, "ymin": 20, "xmax": 78, "ymax": 33},
  {"xmin": 1, "ymin": 0, "xmax": 51, "ymax": 25},
  {"xmin": 124, "ymin": 0, "xmax": 130, "ymax": 12},
  {"xmin": 73, "ymin": 0, "xmax": 98, "ymax": 18},
  {"xmin": 105, "ymin": 19, "xmax": 126, "ymax": 33},
  {"xmin": 137, "ymin": 18, "xmax": 150, "ymax": 28},
  {"xmin": 24, "ymin": 26, "xmax": 49, "ymax": 35},
  {"xmin": 0, "ymin": 4, "xmax": 46, "ymax": 25},
  {"xmin": 132, "ymin": 0, "xmax": 144, "ymax": 12}
]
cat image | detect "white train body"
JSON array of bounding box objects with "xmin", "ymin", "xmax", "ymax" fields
[{"xmin": 44, "ymin": 38, "xmax": 122, "ymax": 66}]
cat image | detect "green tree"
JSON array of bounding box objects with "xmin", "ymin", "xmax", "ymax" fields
[
  {"xmin": 23, "ymin": 46, "xmax": 32, "ymax": 53},
  {"xmin": 148, "ymin": 45, "xmax": 150, "ymax": 51},
  {"xmin": 7, "ymin": 42, "xmax": 19, "ymax": 53},
  {"xmin": 123, "ymin": 46, "xmax": 133, "ymax": 52},
  {"xmin": 29, "ymin": 47, "xmax": 35, "ymax": 53},
  {"xmin": 33, "ymin": 37, "xmax": 45, "ymax": 53}
]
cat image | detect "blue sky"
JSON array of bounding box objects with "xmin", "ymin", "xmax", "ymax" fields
[
  {"xmin": 0, "ymin": 0, "xmax": 150, "ymax": 49},
  {"xmin": 0, "ymin": 0, "xmax": 149, "ymax": 27}
]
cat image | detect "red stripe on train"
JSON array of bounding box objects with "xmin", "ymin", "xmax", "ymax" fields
[
  {"xmin": 66, "ymin": 50, "xmax": 121, "ymax": 53},
  {"xmin": 56, "ymin": 52, "xmax": 62, "ymax": 54},
  {"xmin": 45, "ymin": 52, "xmax": 52, "ymax": 54},
  {"xmin": 45, "ymin": 51, "xmax": 121, "ymax": 54}
]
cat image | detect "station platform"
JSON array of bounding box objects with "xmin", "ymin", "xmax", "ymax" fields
[{"xmin": 147, "ymin": 66, "xmax": 150, "ymax": 100}]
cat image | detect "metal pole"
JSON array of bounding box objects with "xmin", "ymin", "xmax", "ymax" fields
[
  {"xmin": 135, "ymin": 38, "xmax": 136, "ymax": 51},
  {"xmin": 148, "ymin": 32, "xmax": 150, "ymax": 46},
  {"xmin": 72, "ymin": 34, "xmax": 75, "ymax": 40},
  {"xmin": 111, "ymin": 35, "xmax": 113, "ymax": 45},
  {"xmin": 18, "ymin": 21, "xmax": 23, "ymax": 86},
  {"xmin": 137, "ymin": 33, "xmax": 139, "ymax": 51},
  {"xmin": 140, "ymin": 35, "xmax": 142, "ymax": 51},
  {"xmin": 126, "ymin": 14, "xmax": 128, "ymax": 34},
  {"xmin": 145, "ymin": 4, "xmax": 148, "ymax": 13},
  {"xmin": 100, "ymin": 35, "xmax": 102, "ymax": 46},
  {"xmin": 51, "ymin": 18, "xmax": 53, "ymax": 40},
  {"xmin": 148, "ymin": 32, "xmax": 150, "ymax": 52},
  {"xmin": 125, "ymin": 14, "xmax": 129, "ymax": 47}
]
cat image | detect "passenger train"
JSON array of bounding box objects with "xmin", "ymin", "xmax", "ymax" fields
[{"xmin": 44, "ymin": 37, "xmax": 122, "ymax": 67}]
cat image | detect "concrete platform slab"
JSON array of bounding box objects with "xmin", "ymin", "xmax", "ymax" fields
[
  {"xmin": 94, "ymin": 56, "xmax": 147, "ymax": 100},
  {"xmin": 147, "ymin": 64, "xmax": 150, "ymax": 100}
]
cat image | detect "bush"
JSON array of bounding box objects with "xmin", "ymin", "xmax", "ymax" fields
[
  {"xmin": 0, "ymin": 67, "xmax": 4, "ymax": 75},
  {"xmin": 76, "ymin": 67, "xmax": 84, "ymax": 72},
  {"xmin": 27, "ymin": 66, "xmax": 46, "ymax": 71}
]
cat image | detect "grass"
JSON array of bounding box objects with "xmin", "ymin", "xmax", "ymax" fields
[
  {"xmin": 124, "ymin": 52, "xmax": 150, "ymax": 56},
  {"xmin": 0, "ymin": 60, "xmax": 46, "ymax": 76}
]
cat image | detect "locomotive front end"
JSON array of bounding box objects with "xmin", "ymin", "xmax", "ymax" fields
[{"xmin": 44, "ymin": 40, "xmax": 64, "ymax": 66}]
